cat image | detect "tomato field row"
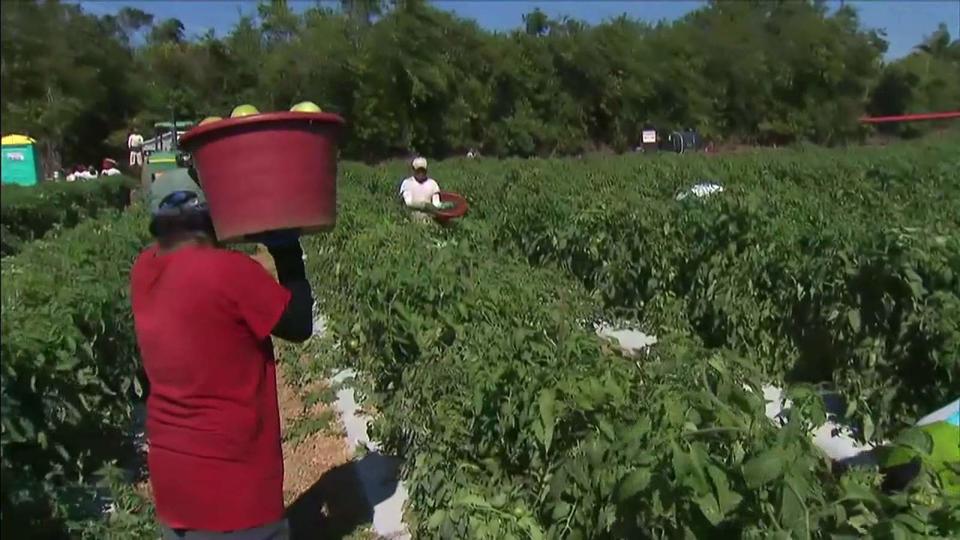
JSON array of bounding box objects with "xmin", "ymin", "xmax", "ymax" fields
[
  {"xmin": 1, "ymin": 137, "xmax": 957, "ymax": 537},
  {"xmin": 0, "ymin": 176, "xmax": 135, "ymax": 257},
  {"xmin": 299, "ymin": 137, "xmax": 958, "ymax": 537},
  {"xmin": 466, "ymin": 143, "xmax": 959, "ymax": 440},
  {"xmin": 1, "ymin": 208, "xmax": 150, "ymax": 536}
]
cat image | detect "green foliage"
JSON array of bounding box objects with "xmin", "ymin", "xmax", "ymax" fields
[
  {"xmin": 283, "ymin": 410, "xmax": 338, "ymax": 446},
  {"xmin": 2, "ymin": 136, "xmax": 957, "ymax": 537},
  {"xmin": 441, "ymin": 137, "xmax": 960, "ymax": 439},
  {"xmin": 299, "ymin": 137, "xmax": 959, "ymax": 538},
  {"xmin": 0, "ymin": 1, "xmax": 140, "ymax": 169},
  {"xmin": 0, "ymin": 176, "xmax": 135, "ymax": 256},
  {"xmin": 6, "ymin": 0, "xmax": 957, "ymax": 166},
  {"xmin": 0, "ymin": 209, "xmax": 150, "ymax": 537},
  {"xmin": 869, "ymin": 24, "xmax": 960, "ymax": 138},
  {"xmin": 64, "ymin": 463, "xmax": 158, "ymax": 540}
]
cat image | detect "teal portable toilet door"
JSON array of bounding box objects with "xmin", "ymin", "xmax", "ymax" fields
[{"xmin": 2, "ymin": 135, "xmax": 41, "ymax": 186}]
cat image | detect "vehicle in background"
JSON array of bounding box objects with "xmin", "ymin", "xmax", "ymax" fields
[
  {"xmin": 140, "ymin": 120, "xmax": 196, "ymax": 194},
  {"xmin": 636, "ymin": 126, "xmax": 707, "ymax": 155}
]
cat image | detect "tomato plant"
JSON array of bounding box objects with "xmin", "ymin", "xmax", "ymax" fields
[
  {"xmin": 3, "ymin": 135, "xmax": 958, "ymax": 537},
  {"xmin": 1, "ymin": 176, "xmax": 135, "ymax": 257},
  {"xmin": 300, "ymin": 136, "xmax": 958, "ymax": 537}
]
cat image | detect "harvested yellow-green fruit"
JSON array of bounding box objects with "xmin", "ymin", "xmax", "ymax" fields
[
  {"xmin": 230, "ymin": 104, "xmax": 260, "ymax": 118},
  {"xmin": 290, "ymin": 101, "xmax": 323, "ymax": 113}
]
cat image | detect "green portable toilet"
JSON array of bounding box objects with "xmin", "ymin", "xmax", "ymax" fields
[{"xmin": 2, "ymin": 134, "xmax": 42, "ymax": 186}]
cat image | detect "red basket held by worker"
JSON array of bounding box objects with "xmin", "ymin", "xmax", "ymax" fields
[
  {"xmin": 179, "ymin": 112, "xmax": 346, "ymax": 242},
  {"xmin": 433, "ymin": 191, "xmax": 469, "ymax": 224}
]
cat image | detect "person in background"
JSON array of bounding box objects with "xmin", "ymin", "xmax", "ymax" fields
[
  {"xmin": 66, "ymin": 164, "xmax": 85, "ymax": 182},
  {"xmin": 130, "ymin": 168, "xmax": 313, "ymax": 540},
  {"xmin": 74, "ymin": 165, "xmax": 97, "ymax": 181},
  {"xmin": 128, "ymin": 129, "xmax": 145, "ymax": 167},
  {"xmin": 101, "ymin": 158, "xmax": 122, "ymax": 176},
  {"xmin": 398, "ymin": 157, "xmax": 441, "ymax": 222}
]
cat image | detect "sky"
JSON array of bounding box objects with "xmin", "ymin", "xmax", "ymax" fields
[{"xmin": 76, "ymin": 0, "xmax": 960, "ymax": 60}]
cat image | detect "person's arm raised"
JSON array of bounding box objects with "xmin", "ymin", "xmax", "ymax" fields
[
  {"xmin": 230, "ymin": 229, "xmax": 313, "ymax": 343},
  {"xmin": 248, "ymin": 230, "xmax": 313, "ymax": 343},
  {"xmin": 268, "ymin": 240, "xmax": 313, "ymax": 343}
]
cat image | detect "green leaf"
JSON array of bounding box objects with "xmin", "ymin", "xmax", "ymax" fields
[
  {"xmin": 550, "ymin": 501, "xmax": 572, "ymax": 520},
  {"xmin": 742, "ymin": 449, "xmax": 785, "ymax": 488},
  {"xmin": 893, "ymin": 512, "xmax": 928, "ymax": 533},
  {"xmin": 616, "ymin": 468, "xmax": 652, "ymax": 502},
  {"xmin": 596, "ymin": 417, "xmax": 615, "ymax": 440},
  {"xmin": 779, "ymin": 479, "xmax": 806, "ymax": 532},
  {"xmin": 903, "ymin": 268, "xmax": 927, "ymax": 298},
  {"xmin": 862, "ymin": 414, "xmax": 875, "ymax": 442},
  {"xmin": 538, "ymin": 388, "xmax": 557, "ymax": 454},
  {"xmin": 893, "ymin": 428, "xmax": 933, "ymax": 456},
  {"xmin": 695, "ymin": 493, "xmax": 724, "ymax": 526},
  {"xmin": 846, "ymin": 309, "xmax": 861, "ymax": 333},
  {"xmin": 454, "ymin": 493, "xmax": 491, "ymax": 509},
  {"xmin": 840, "ymin": 481, "xmax": 878, "ymax": 503},
  {"xmin": 706, "ymin": 464, "xmax": 743, "ymax": 515},
  {"xmin": 521, "ymin": 517, "xmax": 546, "ymax": 540},
  {"xmin": 427, "ymin": 510, "xmax": 446, "ymax": 529}
]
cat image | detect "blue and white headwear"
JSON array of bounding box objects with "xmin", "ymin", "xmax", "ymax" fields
[{"xmin": 149, "ymin": 168, "xmax": 208, "ymax": 216}]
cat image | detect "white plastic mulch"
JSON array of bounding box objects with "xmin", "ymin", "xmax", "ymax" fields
[{"xmin": 318, "ymin": 310, "xmax": 410, "ymax": 540}]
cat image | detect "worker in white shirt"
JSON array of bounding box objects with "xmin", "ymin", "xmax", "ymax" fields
[
  {"xmin": 79, "ymin": 165, "xmax": 99, "ymax": 181},
  {"xmin": 101, "ymin": 158, "xmax": 122, "ymax": 176},
  {"xmin": 398, "ymin": 157, "xmax": 441, "ymax": 222},
  {"xmin": 128, "ymin": 129, "xmax": 145, "ymax": 167}
]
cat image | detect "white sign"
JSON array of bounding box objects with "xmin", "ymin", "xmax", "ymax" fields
[
  {"xmin": 5, "ymin": 152, "xmax": 25, "ymax": 161},
  {"xmin": 641, "ymin": 130, "xmax": 657, "ymax": 144}
]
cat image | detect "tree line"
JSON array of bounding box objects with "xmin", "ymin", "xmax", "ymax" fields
[{"xmin": 1, "ymin": 0, "xmax": 958, "ymax": 170}]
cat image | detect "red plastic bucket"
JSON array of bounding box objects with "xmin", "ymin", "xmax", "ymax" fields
[
  {"xmin": 179, "ymin": 112, "xmax": 345, "ymax": 242},
  {"xmin": 433, "ymin": 191, "xmax": 469, "ymax": 224}
]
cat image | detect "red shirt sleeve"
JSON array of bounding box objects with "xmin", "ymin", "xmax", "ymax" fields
[{"xmin": 218, "ymin": 253, "xmax": 292, "ymax": 340}]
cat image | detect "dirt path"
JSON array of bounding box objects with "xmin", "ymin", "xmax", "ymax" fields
[
  {"xmin": 278, "ymin": 368, "xmax": 350, "ymax": 506},
  {"xmin": 278, "ymin": 363, "xmax": 375, "ymax": 539},
  {"xmin": 253, "ymin": 246, "xmax": 377, "ymax": 540}
]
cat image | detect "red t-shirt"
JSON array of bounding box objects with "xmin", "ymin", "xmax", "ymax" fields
[{"xmin": 130, "ymin": 244, "xmax": 291, "ymax": 531}]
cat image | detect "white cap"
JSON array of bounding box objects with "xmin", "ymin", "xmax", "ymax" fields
[{"xmin": 411, "ymin": 157, "xmax": 428, "ymax": 170}]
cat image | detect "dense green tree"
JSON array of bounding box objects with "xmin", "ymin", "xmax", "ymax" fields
[
  {"xmin": 2, "ymin": 0, "xmax": 956, "ymax": 169},
  {"xmin": 869, "ymin": 23, "xmax": 960, "ymax": 137},
  {"xmin": 0, "ymin": 0, "xmax": 138, "ymax": 172},
  {"xmin": 148, "ymin": 18, "xmax": 186, "ymax": 45}
]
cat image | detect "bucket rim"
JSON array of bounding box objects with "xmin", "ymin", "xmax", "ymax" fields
[
  {"xmin": 180, "ymin": 111, "xmax": 346, "ymax": 150},
  {"xmin": 434, "ymin": 191, "xmax": 469, "ymax": 221}
]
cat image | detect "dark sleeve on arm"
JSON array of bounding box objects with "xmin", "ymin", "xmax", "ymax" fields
[{"xmin": 269, "ymin": 244, "xmax": 314, "ymax": 343}]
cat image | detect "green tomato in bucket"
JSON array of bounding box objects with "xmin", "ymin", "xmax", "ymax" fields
[
  {"xmin": 230, "ymin": 104, "xmax": 260, "ymax": 118},
  {"xmin": 290, "ymin": 101, "xmax": 323, "ymax": 113}
]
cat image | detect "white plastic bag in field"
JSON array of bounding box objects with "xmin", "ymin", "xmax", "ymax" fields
[
  {"xmin": 759, "ymin": 384, "xmax": 881, "ymax": 465},
  {"xmin": 677, "ymin": 182, "xmax": 723, "ymax": 201},
  {"xmin": 677, "ymin": 182, "xmax": 724, "ymax": 201}
]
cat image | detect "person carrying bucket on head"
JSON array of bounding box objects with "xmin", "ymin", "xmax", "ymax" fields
[
  {"xmin": 130, "ymin": 168, "xmax": 313, "ymax": 540},
  {"xmin": 399, "ymin": 157, "xmax": 441, "ymax": 223}
]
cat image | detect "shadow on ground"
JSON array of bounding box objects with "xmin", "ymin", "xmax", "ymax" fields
[{"xmin": 287, "ymin": 452, "xmax": 402, "ymax": 540}]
